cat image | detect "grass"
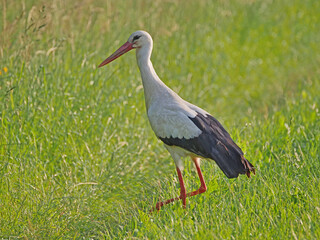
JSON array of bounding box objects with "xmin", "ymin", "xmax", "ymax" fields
[{"xmin": 1, "ymin": 0, "xmax": 320, "ymax": 239}]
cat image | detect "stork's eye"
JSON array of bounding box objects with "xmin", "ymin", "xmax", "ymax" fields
[{"xmin": 133, "ymin": 35, "xmax": 141, "ymax": 41}]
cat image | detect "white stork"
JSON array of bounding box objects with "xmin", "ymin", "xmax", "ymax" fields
[{"xmin": 99, "ymin": 31, "xmax": 255, "ymax": 211}]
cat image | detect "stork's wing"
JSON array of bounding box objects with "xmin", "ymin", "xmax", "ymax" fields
[
  {"xmin": 147, "ymin": 107, "xmax": 202, "ymax": 139},
  {"xmin": 159, "ymin": 112, "xmax": 255, "ymax": 178}
]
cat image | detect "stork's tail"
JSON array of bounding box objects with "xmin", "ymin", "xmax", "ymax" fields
[{"xmin": 241, "ymin": 155, "xmax": 255, "ymax": 178}]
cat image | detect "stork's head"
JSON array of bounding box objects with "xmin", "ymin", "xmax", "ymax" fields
[
  {"xmin": 98, "ymin": 30, "xmax": 153, "ymax": 68},
  {"xmin": 128, "ymin": 30, "xmax": 152, "ymax": 49}
]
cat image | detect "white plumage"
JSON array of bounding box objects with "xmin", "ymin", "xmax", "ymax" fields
[
  {"xmin": 99, "ymin": 30, "xmax": 255, "ymax": 211},
  {"xmin": 148, "ymin": 99, "xmax": 202, "ymax": 139}
]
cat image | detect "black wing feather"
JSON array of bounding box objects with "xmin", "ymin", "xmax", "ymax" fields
[{"xmin": 160, "ymin": 112, "xmax": 254, "ymax": 178}]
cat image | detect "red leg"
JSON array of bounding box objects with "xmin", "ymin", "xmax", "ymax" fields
[
  {"xmin": 177, "ymin": 167, "xmax": 187, "ymax": 208},
  {"xmin": 151, "ymin": 158, "xmax": 207, "ymax": 212},
  {"xmin": 154, "ymin": 167, "xmax": 186, "ymax": 211},
  {"xmin": 186, "ymin": 158, "xmax": 207, "ymax": 197}
]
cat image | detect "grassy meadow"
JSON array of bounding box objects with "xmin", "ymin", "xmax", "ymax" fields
[{"xmin": 1, "ymin": 0, "xmax": 320, "ymax": 239}]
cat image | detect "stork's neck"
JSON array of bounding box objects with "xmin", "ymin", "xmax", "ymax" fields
[{"xmin": 136, "ymin": 45, "xmax": 171, "ymax": 110}]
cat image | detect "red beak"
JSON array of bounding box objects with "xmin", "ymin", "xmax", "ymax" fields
[{"xmin": 98, "ymin": 41, "xmax": 134, "ymax": 68}]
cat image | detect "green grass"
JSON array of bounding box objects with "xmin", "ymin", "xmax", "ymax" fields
[{"xmin": 1, "ymin": 0, "xmax": 320, "ymax": 239}]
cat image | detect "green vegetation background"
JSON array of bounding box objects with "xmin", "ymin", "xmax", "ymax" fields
[{"xmin": 1, "ymin": 0, "xmax": 319, "ymax": 239}]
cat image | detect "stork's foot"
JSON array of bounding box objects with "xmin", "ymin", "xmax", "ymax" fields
[
  {"xmin": 149, "ymin": 196, "xmax": 178, "ymax": 212},
  {"xmin": 186, "ymin": 185, "xmax": 207, "ymax": 198},
  {"xmin": 150, "ymin": 186, "xmax": 206, "ymax": 212},
  {"xmin": 155, "ymin": 197, "xmax": 179, "ymax": 210}
]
